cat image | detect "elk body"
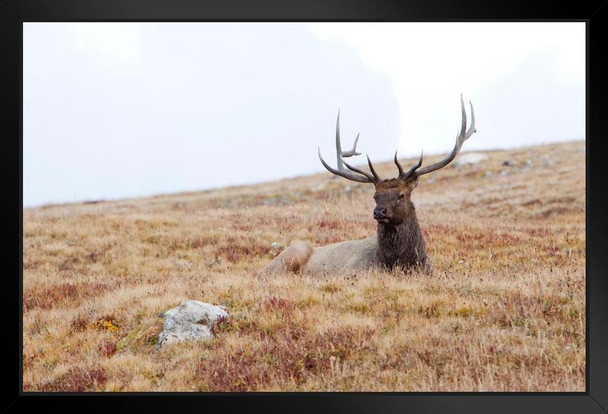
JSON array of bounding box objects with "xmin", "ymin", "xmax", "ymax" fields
[{"xmin": 259, "ymin": 95, "xmax": 476, "ymax": 276}]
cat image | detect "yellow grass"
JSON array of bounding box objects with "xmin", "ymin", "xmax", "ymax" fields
[{"xmin": 22, "ymin": 141, "xmax": 585, "ymax": 392}]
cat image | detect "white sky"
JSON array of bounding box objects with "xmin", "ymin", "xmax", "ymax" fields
[{"xmin": 23, "ymin": 22, "xmax": 585, "ymax": 207}]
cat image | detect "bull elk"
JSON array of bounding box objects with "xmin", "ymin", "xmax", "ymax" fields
[{"xmin": 260, "ymin": 95, "xmax": 476, "ymax": 275}]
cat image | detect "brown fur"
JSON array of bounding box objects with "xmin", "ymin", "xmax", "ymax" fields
[{"xmin": 374, "ymin": 179, "xmax": 431, "ymax": 271}]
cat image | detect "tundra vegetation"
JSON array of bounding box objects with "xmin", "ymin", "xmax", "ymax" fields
[{"xmin": 23, "ymin": 140, "xmax": 585, "ymax": 392}]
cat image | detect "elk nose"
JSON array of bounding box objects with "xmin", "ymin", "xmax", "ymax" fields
[{"xmin": 373, "ymin": 207, "xmax": 387, "ymax": 219}]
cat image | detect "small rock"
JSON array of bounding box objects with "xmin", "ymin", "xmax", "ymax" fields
[
  {"xmin": 484, "ymin": 171, "xmax": 494, "ymax": 178},
  {"xmin": 525, "ymin": 159, "xmax": 533, "ymax": 166},
  {"xmin": 502, "ymin": 160, "xmax": 516, "ymax": 167},
  {"xmin": 263, "ymin": 196, "xmax": 291, "ymax": 206},
  {"xmin": 270, "ymin": 242, "xmax": 283, "ymax": 256},
  {"xmin": 314, "ymin": 182, "xmax": 327, "ymax": 191},
  {"xmin": 157, "ymin": 300, "xmax": 228, "ymax": 349},
  {"xmin": 499, "ymin": 170, "xmax": 510, "ymax": 177},
  {"xmin": 174, "ymin": 259, "xmax": 193, "ymax": 269},
  {"xmin": 540, "ymin": 155, "xmax": 556, "ymax": 167},
  {"xmin": 206, "ymin": 257, "xmax": 222, "ymax": 268},
  {"xmin": 544, "ymin": 159, "xmax": 556, "ymax": 167},
  {"xmin": 452, "ymin": 152, "xmax": 488, "ymax": 167}
]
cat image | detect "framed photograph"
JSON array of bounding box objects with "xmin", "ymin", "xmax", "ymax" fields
[{"xmin": 6, "ymin": 0, "xmax": 608, "ymax": 413}]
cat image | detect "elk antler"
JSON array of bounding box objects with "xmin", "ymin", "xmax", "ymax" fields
[
  {"xmin": 396, "ymin": 94, "xmax": 476, "ymax": 181},
  {"xmin": 395, "ymin": 150, "xmax": 423, "ymax": 181},
  {"xmin": 318, "ymin": 110, "xmax": 380, "ymax": 184}
]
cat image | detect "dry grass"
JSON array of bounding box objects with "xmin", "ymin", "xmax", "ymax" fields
[{"xmin": 22, "ymin": 141, "xmax": 585, "ymax": 392}]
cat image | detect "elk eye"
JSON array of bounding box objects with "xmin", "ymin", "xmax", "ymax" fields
[{"xmin": 398, "ymin": 194, "xmax": 405, "ymax": 200}]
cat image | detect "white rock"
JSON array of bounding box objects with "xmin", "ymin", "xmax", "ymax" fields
[
  {"xmin": 174, "ymin": 259, "xmax": 193, "ymax": 269},
  {"xmin": 314, "ymin": 182, "xmax": 327, "ymax": 191},
  {"xmin": 157, "ymin": 300, "xmax": 228, "ymax": 348},
  {"xmin": 452, "ymin": 152, "xmax": 488, "ymax": 167},
  {"xmin": 270, "ymin": 242, "xmax": 283, "ymax": 256}
]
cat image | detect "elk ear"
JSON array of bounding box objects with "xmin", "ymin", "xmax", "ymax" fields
[{"xmin": 406, "ymin": 177, "xmax": 419, "ymax": 191}]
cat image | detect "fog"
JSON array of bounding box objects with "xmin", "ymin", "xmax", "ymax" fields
[{"xmin": 23, "ymin": 22, "xmax": 585, "ymax": 207}]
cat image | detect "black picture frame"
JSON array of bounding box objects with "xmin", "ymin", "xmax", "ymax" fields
[{"xmin": 4, "ymin": 1, "xmax": 607, "ymax": 413}]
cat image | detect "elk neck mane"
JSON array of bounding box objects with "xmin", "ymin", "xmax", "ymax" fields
[{"xmin": 375, "ymin": 199, "xmax": 427, "ymax": 269}]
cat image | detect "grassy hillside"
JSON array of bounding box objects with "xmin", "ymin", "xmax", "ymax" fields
[{"xmin": 22, "ymin": 140, "xmax": 585, "ymax": 392}]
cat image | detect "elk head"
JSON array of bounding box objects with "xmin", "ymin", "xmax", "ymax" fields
[{"xmin": 318, "ymin": 95, "xmax": 476, "ymax": 226}]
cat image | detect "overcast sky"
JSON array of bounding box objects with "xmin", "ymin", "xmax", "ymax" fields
[{"xmin": 23, "ymin": 22, "xmax": 585, "ymax": 207}]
